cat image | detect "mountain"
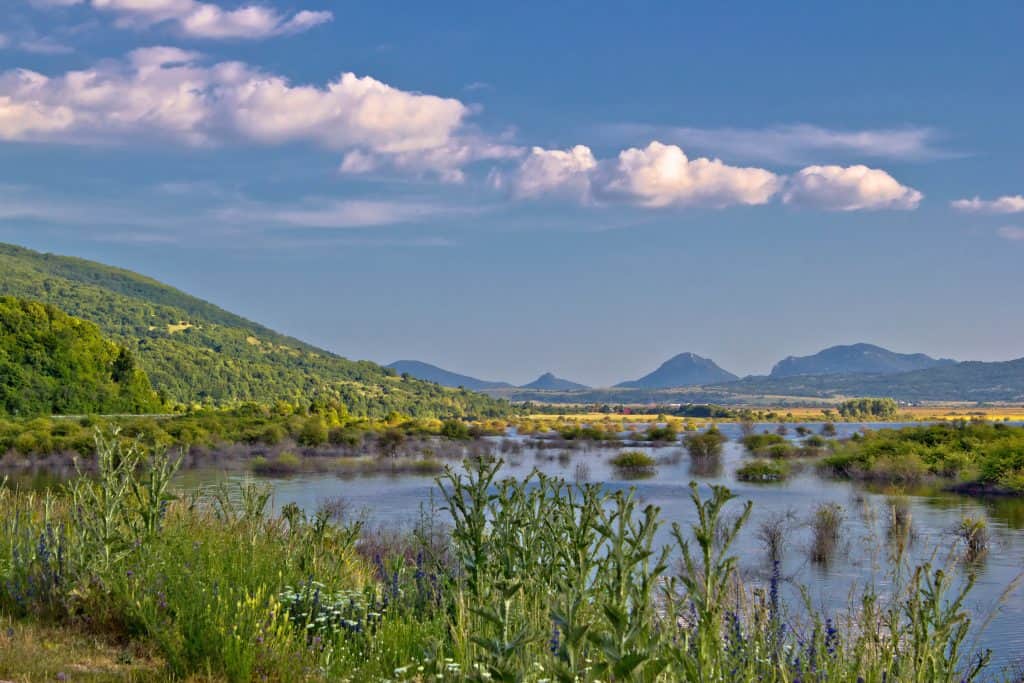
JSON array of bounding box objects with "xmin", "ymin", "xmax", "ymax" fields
[
  {"xmin": 520, "ymin": 372, "xmax": 589, "ymax": 391},
  {"xmin": 0, "ymin": 296, "xmax": 160, "ymax": 416},
  {"xmin": 770, "ymin": 343, "xmax": 955, "ymax": 378},
  {"xmin": 386, "ymin": 360, "xmax": 513, "ymax": 391},
  {"xmin": 0, "ymin": 242, "xmax": 509, "ymax": 418},
  {"xmin": 615, "ymin": 353, "xmax": 738, "ymax": 389},
  {"xmin": 721, "ymin": 357, "xmax": 1024, "ymax": 402}
]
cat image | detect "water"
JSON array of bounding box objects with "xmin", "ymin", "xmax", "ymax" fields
[{"xmin": 15, "ymin": 421, "xmax": 1024, "ymax": 671}]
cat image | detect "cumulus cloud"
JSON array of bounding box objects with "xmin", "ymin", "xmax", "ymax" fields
[
  {"xmin": 0, "ymin": 47, "xmax": 508, "ymax": 179},
  {"xmin": 997, "ymin": 226, "xmax": 1024, "ymax": 241},
  {"xmin": 499, "ymin": 141, "xmax": 780, "ymax": 208},
  {"xmin": 782, "ymin": 164, "xmax": 923, "ymax": 211},
  {"xmin": 495, "ymin": 145, "xmax": 597, "ymax": 200},
  {"xmin": 605, "ymin": 142, "xmax": 781, "ymax": 207},
  {"xmin": 37, "ymin": 0, "xmax": 332, "ymax": 39},
  {"xmin": 951, "ymin": 195, "xmax": 1024, "ymax": 214}
]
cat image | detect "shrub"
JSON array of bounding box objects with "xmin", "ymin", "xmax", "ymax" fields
[
  {"xmin": 683, "ymin": 427, "xmax": 726, "ymax": 458},
  {"xmin": 810, "ymin": 503, "xmax": 844, "ymax": 565},
  {"xmin": 440, "ymin": 420, "xmax": 471, "ymax": 440},
  {"xmin": 736, "ymin": 459, "xmax": 789, "ymax": 482},
  {"xmin": 644, "ymin": 424, "xmax": 678, "ymax": 442},
  {"xmin": 297, "ymin": 416, "xmax": 328, "ymax": 447},
  {"xmin": 610, "ymin": 450, "xmax": 657, "ymax": 469},
  {"xmin": 741, "ymin": 432, "xmax": 786, "ymax": 453}
]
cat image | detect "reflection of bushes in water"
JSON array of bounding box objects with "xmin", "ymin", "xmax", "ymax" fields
[
  {"xmin": 573, "ymin": 460, "xmax": 591, "ymax": 482},
  {"xmin": 809, "ymin": 502, "xmax": 845, "ymax": 566},
  {"xmin": 251, "ymin": 450, "xmax": 302, "ymax": 475},
  {"xmin": 688, "ymin": 453, "xmax": 722, "ymax": 478},
  {"xmin": 886, "ymin": 497, "xmax": 917, "ymax": 553},
  {"xmin": 955, "ymin": 516, "xmax": 990, "ymax": 563},
  {"xmin": 498, "ymin": 438, "xmax": 523, "ymax": 455},
  {"xmin": 658, "ymin": 449, "xmax": 685, "ymax": 466},
  {"xmin": 757, "ymin": 509, "xmax": 798, "ymax": 564}
]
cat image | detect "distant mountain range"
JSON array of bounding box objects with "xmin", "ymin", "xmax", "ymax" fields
[
  {"xmin": 723, "ymin": 357, "xmax": 1024, "ymax": 403},
  {"xmin": 386, "ymin": 360, "xmax": 513, "ymax": 391},
  {"xmin": 393, "ymin": 341, "xmax": 1023, "ymax": 405},
  {"xmin": 521, "ymin": 372, "xmax": 589, "ymax": 391},
  {"xmin": 770, "ymin": 343, "xmax": 955, "ymax": 378},
  {"xmin": 615, "ymin": 353, "xmax": 738, "ymax": 388}
]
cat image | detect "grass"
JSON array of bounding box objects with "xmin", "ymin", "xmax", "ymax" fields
[
  {"xmin": 0, "ymin": 617, "xmax": 167, "ymax": 682},
  {"xmin": 0, "ymin": 430, "xmax": 1005, "ymax": 682}
]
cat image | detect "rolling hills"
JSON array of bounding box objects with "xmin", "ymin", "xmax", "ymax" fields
[{"xmin": 0, "ymin": 243, "xmax": 509, "ymax": 418}]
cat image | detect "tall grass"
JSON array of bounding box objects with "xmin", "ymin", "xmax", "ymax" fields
[{"xmin": 0, "ymin": 432, "xmax": 1001, "ymax": 681}]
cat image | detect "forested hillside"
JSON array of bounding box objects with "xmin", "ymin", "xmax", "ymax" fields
[
  {"xmin": 0, "ymin": 296, "xmax": 159, "ymax": 416},
  {"xmin": 0, "ymin": 243, "xmax": 508, "ymax": 418}
]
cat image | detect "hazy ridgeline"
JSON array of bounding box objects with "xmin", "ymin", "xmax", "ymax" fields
[{"xmin": 1, "ymin": 431, "xmax": 1015, "ymax": 682}]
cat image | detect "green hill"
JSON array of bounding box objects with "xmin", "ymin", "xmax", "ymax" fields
[
  {"xmin": 0, "ymin": 296, "xmax": 160, "ymax": 416},
  {"xmin": 0, "ymin": 243, "xmax": 508, "ymax": 418}
]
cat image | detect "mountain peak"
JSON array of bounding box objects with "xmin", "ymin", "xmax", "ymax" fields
[
  {"xmin": 521, "ymin": 372, "xmax": 589, "ymax": 391},
  {"xmin": 615, "ymin": 352, "xmax": 738, "ymax": 389}
]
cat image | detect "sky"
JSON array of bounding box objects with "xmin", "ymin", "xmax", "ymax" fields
[{"xmin": 1, "ymin": 1, "xmax": 1022, "ymax": 386}]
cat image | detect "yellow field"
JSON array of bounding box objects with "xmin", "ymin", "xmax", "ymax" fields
[{"xmin": 520, "ymin": 405, "xmax": 1024, "ymax": 425}]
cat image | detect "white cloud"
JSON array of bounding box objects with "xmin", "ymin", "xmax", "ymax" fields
[
  {"xmin": 605, "ymin": 142, "xmax": 781, "ymax": 208},
  {"xmin": 951, "ymin": 195, "xmax": 1024, "ymax": 214},
  {"xmin": 495, "ymin": 145, "xmax": 597, "ymax": 200},
  {"xmin": 601, "ymin": 123, "xmax": 948, "ymax": 164},
  {"xmin": 0, "ymin": 48, "xmax": 506, "ymax": 178},
  {"xmin": 39, "ymin": 0, "xmax": 331, "ymax": 40},
  {"xmin": 782, "ymin": 164, "xmax": 923, "ymax": 211},
  {"xmin": 499, "ymin": 142, "xmax": 779, "ymax": 208},
  {"xmin": 997, "ymin": 226, "xmax": 1024, "ymax": 242}
]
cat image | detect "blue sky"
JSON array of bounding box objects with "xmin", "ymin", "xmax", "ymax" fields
[{"xmin": 1, "ymin": 1, "xmax": 1022, "ymax": 385}]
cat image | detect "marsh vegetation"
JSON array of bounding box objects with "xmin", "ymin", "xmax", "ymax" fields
[{"xmin": 0, "ymin": 434, "xmax": 1009, "ymax": 682}]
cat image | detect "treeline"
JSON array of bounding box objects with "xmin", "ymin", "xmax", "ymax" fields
[
  {"xmin": 835, "ymin": 397, "xmax": 899, "ymax": 419},
  {"xmin": 0, "ymin": 297, "xmax": 160, "ymax": 417},
  {"xmin": 0, "ymin": 403, "xmax": 508, "ymax": 458}
]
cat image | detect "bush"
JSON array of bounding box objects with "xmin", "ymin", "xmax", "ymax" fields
[
  {"xmin": 684, "ymin": 427, "xmax": 726, "ymax": 458},
  {"xmin": 741, "ymin": 432, "xmax": 786, "ymax": 453},
  {"xmin": 440, "ymin": 420, "xmax": 471, "ymax": 440},
  {"xmin": 644, "ymin": 424, "xmax": 678, "ymax": 442},
  {"xmin": 610, "ymin": 450, "xmax": 657, "ymax": 469},
  {"xmin": 297, "ymin": 416, "xmax": 328, "ymax": 447},
  {"xmin": 736, "ymin": 459, "xmax": 790, "ymax": 482}
]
